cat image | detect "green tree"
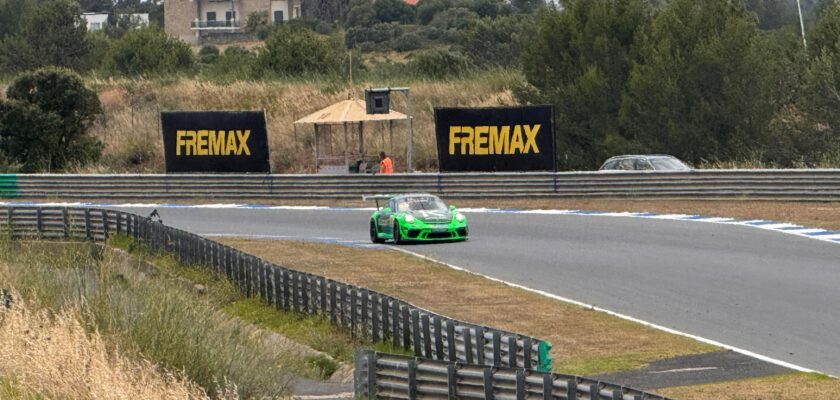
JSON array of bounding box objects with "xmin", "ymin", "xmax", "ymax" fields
[
  {"xmin": 345, "ymin": 0, "xmax": 378, "ymax": 26},
  {"xmin": 417, "ymin": 0, "xmax": 450, "ymax": 24},
  {"xmin": 374, "ymin": 0, "xmax": 416, "ymax": 23},
  {"xmin": 620, "ymin": 0, "xmax": 773, "ymax": 164},
  {"xmin": 0, "ymin": 0, "xmax": 91, "ymax": 73},
  {"xmin": 258, "ymin": 26, "xmax": 342, "ymax": 76},
  {"xmin": 460, "ymin": 14, "xmax": 534, "ymax": 68},
  {"xmin": 518, "ymin": 0, "xmax": 653, "ymax": 169},
  {"xmin": 106, "ymin": 27, "xmax": 194, "ymax": 75},
  {"xmin": 0, "ymin": 68, "xmax": 103, "ymax": 172}
]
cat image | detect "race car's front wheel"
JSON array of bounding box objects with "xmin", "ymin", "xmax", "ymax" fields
[
  {"xmin": 370, "ymin": 220, "xmax": 385, "ymax": 243},
  {"xmin": 392, "ymin": 222, "xmax": 403, "ymax": 245}
]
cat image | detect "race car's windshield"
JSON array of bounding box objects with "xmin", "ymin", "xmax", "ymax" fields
[{"xmin": 397, "ymin": 197, "xmax": 447, "ymax": 212}]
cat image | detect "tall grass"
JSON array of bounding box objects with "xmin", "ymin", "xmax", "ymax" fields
[
  {"xmin": 0, "ymin": 290, "xmax": 215, "ymax": 400},
  {"xmin": 0, "ymin": 240, "xmax": 297, "ymax": 399},
  {"xmin": 86, "ymin": 69, "xmax": 522, "ymax": 173}
]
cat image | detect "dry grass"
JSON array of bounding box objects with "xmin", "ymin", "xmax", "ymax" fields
[
  {"xmin": 216, "ymin": 239, "xmax": 715, "ymax": 376},
  {"xmin": 659, "ymin": 372, "xmax": 840, "ymax": 400},
  {"xmin": 0, "ymin": 290, "xmax": 218, "ymax": 400},
  {"xmin": 85, "ymin": 72, "xmax": 520, "ymax": 173}
]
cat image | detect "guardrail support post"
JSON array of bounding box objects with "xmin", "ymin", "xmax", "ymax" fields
[
  {"xmin": 6, "ymin": 207, "xmax": 13, "ymax": 239},
  {"xmin": 483, "ymin": 367, "xmax": 494, "ymax": 400},
  {"xmin": 360, "ymin": 289, "xmax": 369, "ymax": 339},
  {"xmin": 524, "ymin": 338, "xmax": 532, "ymax": 370},
  {"xmin": 101, "ymin": 210, "xmax": 109, "ymax": 239},
  {"xmin": 366, "ymin": 351, "xmax": 377, "ymax": 400},
  {"xmin": 329, "ymin": 281, "xmax": 337, "ymax": 322},
  {"xmin": 407, "ymin": 359, "xmax": 418, "ymax": 400},
  {"xmin": 350, "ymin": 288, "xmax": 358, "ymax": 336},
  {"xmin": 370, "ymin": 293, "xmax": 379, "ymax": 343},
  {"xmin": 446, "ymin": 321, "xmax": 456, "ymax": 362},
  {"xmin": 508, "ymin": 336, "xmax": 517, "ymax": 368},
  {"xmin": 542, "ymin": 374, "xmax": 553, "ymax": 400},
  {"xmin": 464, "ymin": 327, "xmax": 473, "ymax": 364},
  {"xmin": 492, "ymin": 332, "xmax": 501, "ymax": 366},
  {"xmin": 421, "ymin": 314, "xmax": 432, "ymax": 358},
  {"xmin": 411, "ymin": 310, "xmax": 421, "ymax": 357},
  {"xmin": 433, "ymin": 317, "xmax": 443, "ymax": 360},
  {"xmin": 381, "ymin": 295, "xmax": 389, "ymax": 342},
  {"xmin": 447, "ymin": 363, "xmax": 457, "ymax": 399},
  {"xmin": 516, "ymin": 369, "xmax": 526, "ymax": 400}
]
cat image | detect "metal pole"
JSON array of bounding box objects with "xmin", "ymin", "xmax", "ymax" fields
[
  {"xmin": 405, "ymin": 90, "xmax": 413, "ymax": 173},
  {"xmin": 796, "ymin": 0, "xmax": 807, "ymax": 50}
]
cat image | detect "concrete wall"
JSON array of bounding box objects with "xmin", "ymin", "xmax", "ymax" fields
[{"xmin": 165, "ymin": 0, "xmax": 199, "ymax": 44}]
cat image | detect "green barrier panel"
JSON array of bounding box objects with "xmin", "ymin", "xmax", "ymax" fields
[
  {"xmin": 538, "ymin": 340, "xmax": 553, "ymax": 372},
  {"xmin": 0, "ymin": 174, "xmax": 18, "ymax": 198}
]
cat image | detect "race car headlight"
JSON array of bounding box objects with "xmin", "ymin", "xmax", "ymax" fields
[
  {"xmin": 455, "ymin": 213, "xmax": 465, "ymax": 222},
  {"xmin": 405, "ymin": 215, "xmax": 415, "ymax": 224}
]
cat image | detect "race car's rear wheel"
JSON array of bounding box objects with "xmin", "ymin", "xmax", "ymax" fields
[
  {"xmin": 370, "ymin": 220, "xmax": 385, "ymax": 243},
  {"xmin": 392, "ymin": 222, "xmax": 403, "ymax": 245}
]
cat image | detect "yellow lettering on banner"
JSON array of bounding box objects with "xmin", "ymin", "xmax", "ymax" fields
[
  {"xmin": 460, "ymin": 126, "xmax": 474, "ymax": 155},
  {"xmin": 176, "ymin": 130, "xmax": 187, "ymax": 155},
  {"xmin": 236, "ymin": 130, "xmax": 251, "ymax": 155},
  {"xmin": 490, "ymin": 126, "xmax": 509, "ymax": 155},
  {"xmin": 225, "ymin": 131, "xmax": 236, "ymax": 155},
  {"xmin": 509, "ymin": 125, "xmax": 524, "ymax": 154},
  {"xmin": 186, "ymin": 131, "xmax": 197, "ymax": 155},
  {"xmin": 209, "ymin": 130, "xmax": 225, "ymax": 155},
  {"xmin": 524, "ymin": 125, "xmax": 540, "ymax": 153},
  {"xmin": 449, "ymin": 126, "xmax": 461, "ymax": 155},
  {"xmin": 196, "ymin": 130, "xmax": 209, "ymax": 155},
  {"xmin": 474, "ymin": 126, "xmax": 489, "ymax": 155}
]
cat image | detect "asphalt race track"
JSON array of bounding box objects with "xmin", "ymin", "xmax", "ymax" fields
[{"xmin": 114, "ymin": 206, "xmax": 840, "ymax": 376}]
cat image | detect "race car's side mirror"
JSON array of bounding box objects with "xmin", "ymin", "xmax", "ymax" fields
[
  {"xmin": 382, "ymin": 207, "xmax": 391, "ymax": 213},
  {"xmin": 449, "ymin": 205, "xmax": 456, "ymax": 211}
]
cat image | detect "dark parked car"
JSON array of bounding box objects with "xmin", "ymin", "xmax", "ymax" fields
[{"xmin": 599, "ymin": 155, "xmax": 691, "ymax": 171}]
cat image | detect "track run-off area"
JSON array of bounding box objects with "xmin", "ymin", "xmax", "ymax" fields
[{"xmin": 8, "ymin": 202, "xmax": 840, "ymax": 377}]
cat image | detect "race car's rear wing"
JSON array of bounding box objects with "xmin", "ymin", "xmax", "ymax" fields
[{"xmin": 363, "ymin": 194, "xmax": 393, "ymax": 210}]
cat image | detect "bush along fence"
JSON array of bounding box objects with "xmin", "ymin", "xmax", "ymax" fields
[
  {"xmin": 0, "ymin": 205, "xmax": 549, "ymax": 371},
  {"xmin": 355, "ymin": 350, "xmax": 670, "ymax": 400}
]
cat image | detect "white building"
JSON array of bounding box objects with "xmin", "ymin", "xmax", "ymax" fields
[
  {"xmin": 81, "ymin": 12, "xmax": 150, "ymax": 32},
  {"xmin": 81, "ymin": 12, "xmax": 109, "ymax": 32}
]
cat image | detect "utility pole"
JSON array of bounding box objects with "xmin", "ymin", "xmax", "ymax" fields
[{"xmin": 796, "ymin": 0, "xmax": 807, "ymax": 50}]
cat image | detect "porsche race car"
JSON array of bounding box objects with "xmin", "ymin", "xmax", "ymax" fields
[{"xmin": 365, "ymin": 194, "xmax": 468, "ymax": 244}]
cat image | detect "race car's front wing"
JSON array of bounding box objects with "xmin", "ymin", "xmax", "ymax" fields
[{"xmin": 399, "ymin": 224, "xmax": 468, "ymax": 241}]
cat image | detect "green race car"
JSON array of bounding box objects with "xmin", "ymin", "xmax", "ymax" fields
[{"xmin": 366, "ymin": 194, "xmax": 468, "ymax": 244}]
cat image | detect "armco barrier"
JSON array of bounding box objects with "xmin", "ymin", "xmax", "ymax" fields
[
  {"xmin": 5, "ymin": 169, "xmax": 840, "ymax": 200},
  {"xmin": 354, "ymin": 350, "xmax": 670, "ymax": 400},
  {"xmin": 0, "ymin": 205, "xmax": 549, "ymax": 371}
]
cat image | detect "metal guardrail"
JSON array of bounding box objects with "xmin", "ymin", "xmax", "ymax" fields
[
  {"xmin": 3, "ymin": 170, "xmax": 840, "ymax": 200},
  {"xmin": 354, "ymin": 350, "xmax": 670, "ymax": 400},
  {"xmin": 0, "ymin": 205, "xmax": 549, "ymax": 371}
]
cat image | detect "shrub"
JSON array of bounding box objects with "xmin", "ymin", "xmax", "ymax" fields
[
  {"xmin": 429, "ymin": 7, "xmax": 478, "ymax": 30},
  {"xmin": 390, "ymin": 33, "xmax": 423, "ymax": 52},
  {"xmin": 374, "ymin": 0, "xmax": 416, "ymax": 23},
  {"xmin": 0, "ymin": 67, "xmax": 103, "ymax": 172},
  {"xmin": 0, "ymin": 0, "xmax": 91, "ymax": 73},
  {"xmin": 408, "ymin": 49, "xmax": 471, "ymax": 78},
  {"xmin": 417, "ymin": 0, "xmax": 450, "ymax": 24},
  {"xmin": 257, "ymin": 26, "xmax": 342, "ymax": 76},
  {"xmin": 345, "ymin": 22, "xmax": 403, "ymax": 48},
  {"xmin": 198, "ymin": 45, "xmax": 220, "ymax": 64},
  {"xmin": 106, "ymin": 27, "xmax": 193, "ymax": 76},
  {"xmin": 203, "ymin": 46, "xmax": 258, "ymax": 81},
  {"xmin": 345, "ymin": 0, "xmax": 378, "ymax": 27},
  {"xmin": 460, "ymin": 14, "xmax": 534, "ymax": 68}
]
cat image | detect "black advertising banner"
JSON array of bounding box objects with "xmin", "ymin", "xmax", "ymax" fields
[
  {"xmin": 161, "ymin": 111, "xmax": 270, "ymax": 173},
  {"xmin": 434, "ymin": 106, "xmax": 555, "ymax": 172}
]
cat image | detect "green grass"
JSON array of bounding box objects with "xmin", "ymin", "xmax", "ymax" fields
[
  {"xmin": 554, "ymin": 353, "xmax": 662, "ymax": 376},
  {"xmin": 110, "ymin": 234, "xmax": 412, "ymax": 367},
  {"xmin": 0, "ymin": 377, "xmax": 45, "ymax": 400},
  {"xmin": 0, "ymin": 239, "xmax": 296, "ymax": 399}
]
